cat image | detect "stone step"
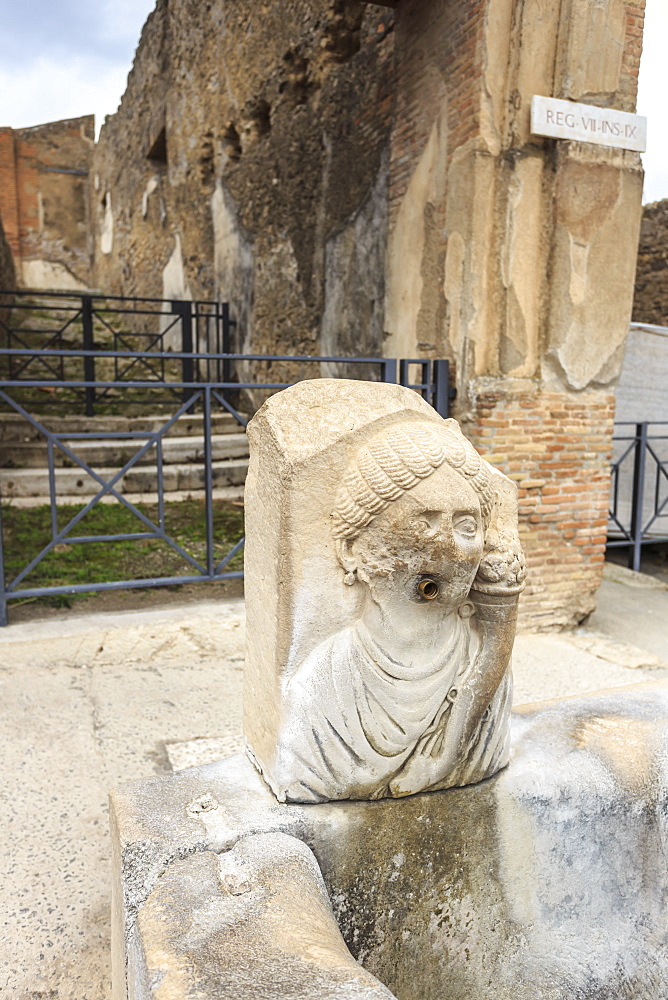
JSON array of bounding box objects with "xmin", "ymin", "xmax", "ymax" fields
[
  {"xmin": 0, "ymin": 432, "xmax": 249, "ymax": 469},
  {"xmin": 2, "ymin": 484, "xmax": 245, "ymax": 509},
  {"xmin": 0, "ymin": 410, "xmax": 246, "ymax": 442},
  {"xmin": 0, "ymin": 458, "xmax": 249, "ymax": 499}
]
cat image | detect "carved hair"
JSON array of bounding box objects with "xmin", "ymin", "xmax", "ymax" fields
[
  {"xmin": 331, "ymin": 421, "xmax": 495, "ymax": 540},
  {"xmin": 331, "ymin": 419, "xmax": 526, "ymax": 595}
]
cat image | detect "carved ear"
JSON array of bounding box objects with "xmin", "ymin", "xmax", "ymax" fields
[
  {"xmin": 335, "ymin": 536, "xmax": 356, "ymax": 573},
  {"xmin": 473, "ymin": 466, "xmax": 526, "ymax": 596}
]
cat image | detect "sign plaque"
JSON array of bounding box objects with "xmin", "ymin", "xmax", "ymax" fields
[{"xmin": 531, "ymin": 95, "xmax": 646, "ymax": 152}]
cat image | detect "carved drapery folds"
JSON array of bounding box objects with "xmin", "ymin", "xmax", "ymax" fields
[{"xmin": 243, "ymin": 380, "xmax": 525, "ymax": 802}]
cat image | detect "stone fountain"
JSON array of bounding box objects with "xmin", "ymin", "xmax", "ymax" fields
[{"xmin": 111, "ymin": 380, "xmax": 668, "ymax": 1000}]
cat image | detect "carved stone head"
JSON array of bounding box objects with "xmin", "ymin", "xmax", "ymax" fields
[{"xmin": 243, "ymin": 380, "xmax": 525, "ymax": 802}]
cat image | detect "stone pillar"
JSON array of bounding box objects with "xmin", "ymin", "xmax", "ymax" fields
[{"xmin": 386, "ymin": 0, "xmax": 645, "ymax": 627}]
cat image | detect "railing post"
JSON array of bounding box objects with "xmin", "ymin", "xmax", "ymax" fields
[
  {"xmin": 432, "ymin": 360, "xmax": 450, "ymax": 418},
  {"xmin": 0, "ymin": 499, "xmax": 7, "ymax": 626},
  {"xmin": 82, "ymin": 295, "xmax": 96, "ymax": 417},
  {"xmin": 173, "ymin": 300, "xmax": 194, "ymax": 404},
  {"xmin": 381, "ymin": 358, "xmax": 397, "ymax": 384},
  {"xmin": 629, "ymin": 421, "xmax": 648, "ymax": 572},
  {"xmin": 222, "ymin": 302, "xmax": 231, "ymax": 395},
  {"xmin": 203, "ymin": 386, "xmax": 215, "ymax": 578}
]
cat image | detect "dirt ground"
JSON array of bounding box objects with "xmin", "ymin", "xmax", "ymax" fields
[{"xmin": 5, "ymin": 577, "xmax": 245, "ymax": 625}]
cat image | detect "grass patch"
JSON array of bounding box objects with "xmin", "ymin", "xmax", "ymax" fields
[{"xmin": 1, "ymin": 498, "xmax": 245, "ymax": 608}]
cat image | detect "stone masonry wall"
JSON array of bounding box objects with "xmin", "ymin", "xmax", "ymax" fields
[
  {"xmin": 92, "ymin": 0, "xmax": 395, "ymax": 363},
  {"xmin": 632, "ymin": 199, "xmax": 668, "ymax": 325},
  {"xmin": 0, "ymin": 116, "xmax": 94, "ymax": 290},
  {"xmin": 0, "ymin": 215, "xmax": 16, "ymax": 334},
  {"xmin": 384, "ymin": 0, "xmax": 644, "ymax": 627},
  {"xmin": 91, "ymin": 0, "xmax": 646, "ymax": 628}
]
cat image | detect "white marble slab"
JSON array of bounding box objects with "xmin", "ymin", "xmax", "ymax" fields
[{"xmin": 531, "ymin": 95, "xmax": 646, "ymax": 152}]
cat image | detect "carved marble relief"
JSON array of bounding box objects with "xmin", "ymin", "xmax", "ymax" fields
[{"xmin": 243, "ymin": 380, "xmax": 525, "ymax": 803}]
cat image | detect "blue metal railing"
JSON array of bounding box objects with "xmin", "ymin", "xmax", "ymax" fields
[
  {"xmin": 608, "ymin": 421, "xmax": 668, "ymax": 571},
  {"xmin": 0, "ymin": 292, "xmax": 454, "ymax": 623}
]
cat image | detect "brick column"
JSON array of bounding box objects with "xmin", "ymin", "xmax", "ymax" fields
[
  {"xmin": 0, "ymin": 128, "xmax": 20, "ymax": 264},
  {"xmin": 386, "ymin": 0, "xmax": 645, "ymax": 627}
]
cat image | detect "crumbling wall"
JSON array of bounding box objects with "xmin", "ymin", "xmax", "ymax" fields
[
  {"xmin": 632, "ymin": 199, "xmax": 668, "ymax": 325},
  {"xmin": 381, "ymin": 0, "xmax": 644, "ymax": 628},
  {"xmin": 92, "ymin": 0, "xmax": 395, "ymax": 362},
  {"xmin": 0, "ymin": 117, "xmax": 94, "ymax": 290},
  {"xmin": 91, "ymin": 0, "xmax": 646, "ymax": 629}
]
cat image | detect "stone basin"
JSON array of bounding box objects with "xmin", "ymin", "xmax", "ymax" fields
[{"xmin": 112, "ymin": 679, "xmax": 668, "ymax": 1000}]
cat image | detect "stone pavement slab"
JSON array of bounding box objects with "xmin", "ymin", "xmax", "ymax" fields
[
  {"xmin": 1, "ymin": 572, "xmax": 667, "ymax": 998},
  {"xmin": 0, "ymin": 600, "xmax": 245, "ymax": 999}
]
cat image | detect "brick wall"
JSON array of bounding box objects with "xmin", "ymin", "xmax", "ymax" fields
[
  {"xmin": 0, "ymin": 116, "xmax": 93, "ymax": 288},
  {"xmin": 0, "ymin": 129, "xmax": 20, "ymax": 259},
  {"xmin": 389, "ymin": 0, "xmax": 484, "ymax": 224},
  {"xmin": 620, "ymin": 2, "xmax": 645, "ymax": 110},
  {"xmin": 464, "ymin": 389, "xmax": 615, "ymax": 629}
]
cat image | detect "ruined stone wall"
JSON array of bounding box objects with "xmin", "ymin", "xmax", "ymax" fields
[
  {"xmin": 0, "ymin": 117, "xmax": 94, "ymax": 290},
  {"xmin": 91, "ymin": 0, "xmax": 646, "ymax": 628},
  {"xmin": 445, "ymin": 0, "xmax": 644, "ymax": 629},
  {"xmin": 632, "ymin": 199, "xmax": 668, "ymax": 325},
  {"xmin": 92, "ymin": 0, "xmax": 395, "ymax": 363}
]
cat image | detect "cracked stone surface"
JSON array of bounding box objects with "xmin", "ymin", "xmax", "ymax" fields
[
  {"xmin": 1, "ymin": 576, "xmax": 667, "ymax": 998},
  {"xmin": 0, "ymin": 600, "xmax": 245, "ymax": 999}
]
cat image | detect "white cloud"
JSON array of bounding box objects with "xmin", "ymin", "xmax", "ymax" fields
[
  {"xmin": 0, "ymin": 0, "xmax": 665, "ymax": 201},
  {"xmin": 0, "ymin": 0, "xmax": 155, "ymax": 138},
  {"xmin": 0, "ymin": 55, "xmax": 129, "ymax": 138},
  {"xmin": 637, "ymin": 2, "xmax": 668, "ymax": 204}
]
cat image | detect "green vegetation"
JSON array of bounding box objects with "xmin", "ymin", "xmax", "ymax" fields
[{"xmin": 1, "ymin": 498, "xmax": 245, "ymax": 607}]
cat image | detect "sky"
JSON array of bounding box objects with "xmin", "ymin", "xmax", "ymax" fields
[
  {"xmin": 0, "ymin": 0, "xmax": 666, "ymax": 203},
  {"xmin": 0, "ymin": 0, "xmax": 156, "ymax": 138}
]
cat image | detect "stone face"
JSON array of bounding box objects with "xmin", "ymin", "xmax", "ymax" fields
[
  {"xmin": 244, "ymin": 379, "xmax": 525, "ymax": 802},
  {"xmin": 112, "ymin": 679, "xmax": 668, "ymax": 1000}
]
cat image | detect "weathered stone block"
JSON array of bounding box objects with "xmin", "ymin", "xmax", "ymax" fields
[
  {"xmin": 244, "ymin": 380, "xmax": 524, "ymax": 803},
  {"xmin": 112, "ymin": 679, "xmax": 668, "ymax": 1000}
]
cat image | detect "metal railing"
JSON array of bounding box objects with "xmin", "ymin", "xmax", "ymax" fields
[
  {"xmin": 0, "ymin": 290, "xmax": 234, "ymax": 415},
  {"xmin": 608, "ymin": 421, "xmax": 668, "ymax": 570},
  {"xmin": 0, "ymin": 297, "xmax": 454, "ymax": 624}
]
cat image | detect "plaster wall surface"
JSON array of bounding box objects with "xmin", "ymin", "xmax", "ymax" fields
[{"xmin": 615, "ymin": 325, "xmax": 668, "ymax": 423}]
